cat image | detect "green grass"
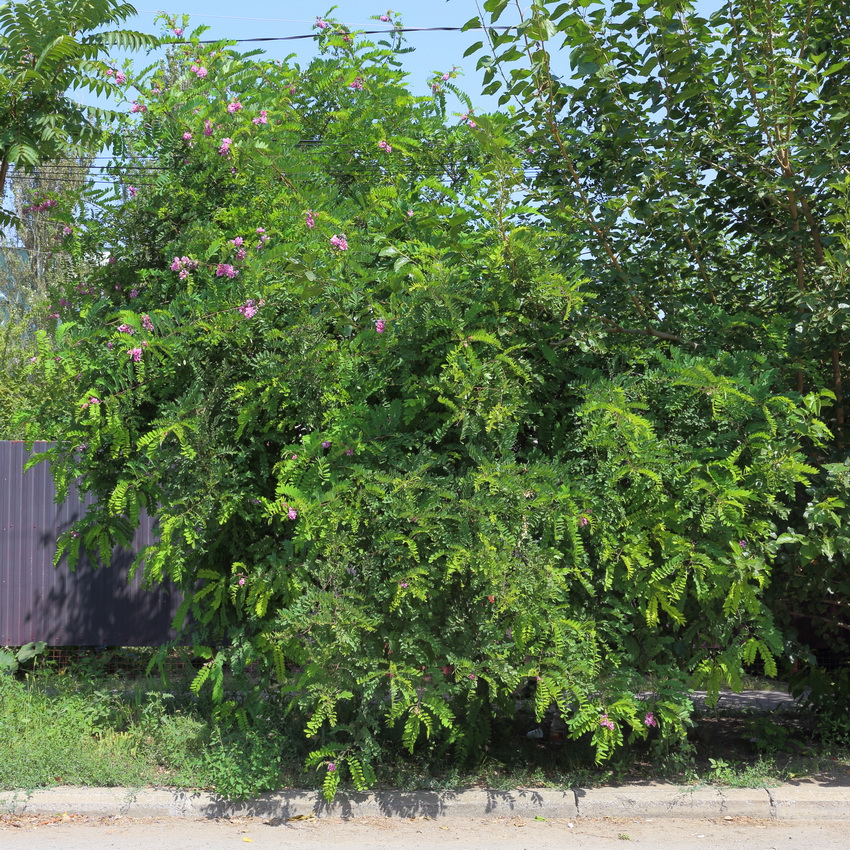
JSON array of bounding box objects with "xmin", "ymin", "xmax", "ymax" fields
[{"xmin": 1, "ymin": 652, "xmax": 849, "ymax": 798}]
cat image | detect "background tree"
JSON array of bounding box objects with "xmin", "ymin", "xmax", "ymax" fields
[
  {"xmin": 467, "ymin": 0, "xmax": 850, "ymax": 701},
  {"xmin": 0, "ymin": 0, "xmax": 156, "ymax": 226}
]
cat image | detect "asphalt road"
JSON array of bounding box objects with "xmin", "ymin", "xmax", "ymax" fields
[{"xmin": 2, "ymin": 814, "xmax": 850, "ymax": 849}]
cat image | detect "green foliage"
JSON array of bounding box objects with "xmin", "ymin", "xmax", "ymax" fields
[
  {"xmin": 20, "ymin": 6, "xmax": 845, "ymax": 796},
  {"xmin": 0, "ymin": 0, "xmax": 158, "ymax": 221},
  {"xmin": 0, "ymin": 641, "xmax": 46, "ymax": 675}
]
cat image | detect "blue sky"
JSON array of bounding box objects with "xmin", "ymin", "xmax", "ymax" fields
[{"xmin": 109, "ymin": 1, "xmax": 722, "ymax": 110}]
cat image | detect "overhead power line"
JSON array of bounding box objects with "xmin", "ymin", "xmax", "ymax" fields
[{"xmin": 175, "ymin": 26, "xmax": 514, "ymax": 46}]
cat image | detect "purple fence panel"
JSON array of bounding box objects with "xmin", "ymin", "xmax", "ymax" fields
[{"xmin": 0, "ymin": 440, "xmax": 181, "ymax": 646}]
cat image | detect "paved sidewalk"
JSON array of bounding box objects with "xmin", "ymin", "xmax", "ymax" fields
[{"xmin": 3, "ymin": 780, "xmax": 849, "ymax": 822}]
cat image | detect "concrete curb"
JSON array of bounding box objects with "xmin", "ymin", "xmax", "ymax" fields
[{"xmin": 2, "ymin": 784, "xmax": 849, "ymax": 820}]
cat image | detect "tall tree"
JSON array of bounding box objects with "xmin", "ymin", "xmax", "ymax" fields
[{"xmin": 0, "ymin": 0, "xmax": 156, "ymax": 226}]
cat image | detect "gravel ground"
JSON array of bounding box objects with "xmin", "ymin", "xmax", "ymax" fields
[{"xmin": 2, "ymin": 813, "xmax": 850, "ymax": 850}]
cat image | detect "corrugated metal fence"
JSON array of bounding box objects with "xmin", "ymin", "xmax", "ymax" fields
[{"xmin": 0, "ymin": 441, "xmax": 180, "ymax": 646}]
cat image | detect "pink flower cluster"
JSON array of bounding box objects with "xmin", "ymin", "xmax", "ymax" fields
[
  {"xmin": 231, "ymin": 237, "xmax": 244, "ymax": 247},
  {"xmin": 375, "ymin": 319, "xmax": 385, "ymax": 333},
  {"xmin": 26, "ymin": 198, "xmax": 57, "ymax": 213},
  {"xmin": 218, "ymin": 137, "xmax": 232, "ymax": 156},
  {"xmin": 600, "ymin": 714, "xmax": 615, "ymax": 731},
  {"xmin": 256, "ymin": 228, "xmax": 270, "ymax": 250},
  {"xmin": 183, "ymin": 131, "xmax": 193, "ymax": 141},
  {"xmin": 315, "ymin": 16, "xmax": 328, "ymax": 29},
  {"xmin": 216, "ymin": 263, "xmax": 239, "ymax": 278},
  {"xmin": 128, "ymin": 186, "xmax": 137, "ymax": 198},
  {"xmin": 380, "ymin": 13, "xmax": 391, "ymax": 22},
  {"xmin": 238, "ymin": 299, "xmax": 257, "ymax": 318},
  {"xmin": 106, "ymin": 69, "xmax": 127, "ymax": 84},
  {"xmin": 644, "ymin": 712, "xmax": 657, "ymax": 728},
  {"xmin": 204, "ymin": 119, "xmax": 214, "ymax": 136},
  {"xmin": 461, "ymin": 113, "xmax": 477, "ymax": 128},
  {"xmin": 378, "ymin": 139, "xmax": 392, "ymax": 153},
  {"xmin": 127, "ymin": 347, "xmax": 143, "ymax": 361},
  {"xmin": 305, "ymin": 210, "xmax": 315, "ymax": 228},
  {"xmin": 349, "ymin": 76, "xmax": 363, "ymax": 91},
  {"xmin": 252, "ymin": 110, "xmax": 268, "ymax": 125},
  {"xmin": 130, "ymin": 101, "xmax": 147, "ymax": 113},
  {"xmin": 117, "ymin": 323, "xmax": 134, "ymax": 335},
  {"xmin": 171, "ymin": 256, "xmax": 199, "ymax": 280},
  {"xmin": 81, "ymin": 396, "xmax": 102, "ymax": 409},
  {"xmin": 173, "ymin": 27, "xmax": 183, "ymax": 36},
  {"xmin": 142, "ymin": 314, "xmax": 154, "ymax": 332},
  {"xmin": 330, "ymin": 234, "xmax": 348, "ymax": 251},
  {"xmin": 190, "ymin": 65, "xmax": 208, "ymax": 78},
  {"xmin": 227, "ymin": 101, "xmax": 242, "ymax": 113}
]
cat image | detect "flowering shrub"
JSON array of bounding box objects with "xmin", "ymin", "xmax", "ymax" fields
[{"xmin": 24, "ymin": 10, "xmax": 831, "ymax": 799}]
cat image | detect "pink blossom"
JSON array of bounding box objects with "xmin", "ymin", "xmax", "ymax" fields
[
  {"xmin": 321, "ymin": 441, "xmax": 331, "ymax": 449},
  {"xmin": 63, "ymin": 226, "xmax": 72, "ymax": 236},
  {"xmin": 327, "ymin": 762, "xmax": 336, "ymax": 772},
  {"xmin": 288, "ymin": 507, "xmax": 297, "ymax": 520},
  {"xmin": 345, "ymin": 448, "xmax": 354, "ymax": 456},
  {"xmin": 127, "ymin": 347, "xmax": 143, "ymax": 362},
  {"xmin": 315, "ymin": 16, "xmax": 328, "ymax": 29},
  {"xmin": 291, "ymin": 454, "xmax": 298, "ymax": 460},
  {"xmin": 579, "ymin": 516, "xmax": 589, "ymax": 527},
  {"xmin": 378, "ymin": 140, "xmax": 392, "ymax": 152},
  {"xmin": 128, "ymin": 186, "xmax": 137, "ymax": 198},
  {"xmin": 106, "ymin": 341, "xmax": 114, "ymax": 349},
  {"xmin": 349, "ymin": 76, "xmax": 363, "ymax": 91},
  {"xmin": 380, "ymin": 14, "xmax": 390, "ymax": 22},
  {"xmin": 117, "ymin": 324, "xmax": 134, "ymax": 334},
  {"xmin": 644, "ymin": 712, "xmax": 657, "ymax": 728},
  {"xmin": 204, "ymin": 119, "xmax": 213, "ymax": 136},
  {"xmin": 183, "ymin": 131, "xmax": 193, "ymax": 141},
  {"xmin": 142, "ymin": 314, "xmax": 154, "ymax": 331},
  {"xmin": 106, "ymin": 68, "xmax": 114, "ymax": 77},
  {"xmin": 216, "ymin": 263, "xmax": 239, "ymax": 279},
  {"xmin": 129, "ymin": 289, "xmax": 139, "ymax": 298},
  {"xmin": 227, "ymin": 100, "xmax": 242, "ymax": 114},
  {"xmin": 231, "ymin": 236, "xmax": 244, "ymax": 247},
  {"xmin": 600, "ymin": 714, "xmax": 615, "ymax": 731},
  {"xmin": 256, "ymin": 227, "xmax": 266, "ymax": 234},
  {"xmin": 468, "ymin": 120, "xmax": 477, "ymax": 128},
  {"xmin": 218, "ymin": 137, "xmax": 232, "ymax": 156},
  {"xmin": 375, "ymin": 319, "xmax": 385, "ymax": 333},
  {"xmin": 170, "ymin": 257, "xmax": 182, "ymax": 271},
  {"xmin": 305, "ymin": 210, "xmax": 315, "ymax": 228},
  {"xmin": 400, "ymin": 581, "xmax": 408, "ymax": 588},
  {"xmin": 108, "ymin": 256, "xmax": 116, "ymax": 264},
  {"xmin": 89, "ymin": 396, "xmax": 102, "ymax": 405},
  {"xmin": 238, "ymin": 577, "xmax": 245, "ymax": 586},
  {"xmin": 130, "ymin": 101, "xmax": 147, "ymax": 113},
  {"xmin": 178, "ymin": 269, "xmax": 189, "ymax": 280},
  {"xmin": 442, "ymin": 72, "xmax": 450, "ymax": 81},
  {"xmin": 252, "ymin": 110, "xmax": 268, "ymax": 125},
  {"xmin": 238, "ymin": 299, "xmax": 256, "ymax": 318},
  {"xmin": 114, "ymin": 70, "xmax": 126, "ymax": 84},
  {"xmin": 173, "ymin": 27, "xmax": 184, "ymax": 36},
  {"xmin": 194, "ymin": 66, "xmax": 208, "ymax": 78},
  {"xmin": 329, "ymin": 234, "xmax": 348, "ymax": 251},
  {"xmin": 236, "ymin": 248, "xmax": 246, "ymax": 260}
]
